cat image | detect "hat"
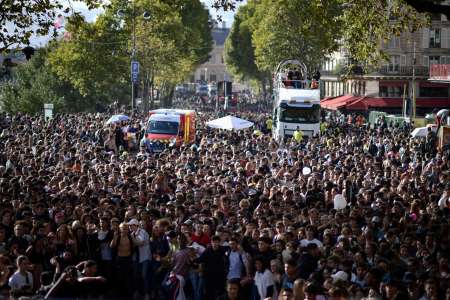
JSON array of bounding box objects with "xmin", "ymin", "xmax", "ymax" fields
[
  {"xmin": 331, "ymin": 271, "xmax": 349, "ymax": 283},
  {"xmin": 184, "ymin": 219, "xmax": 193, "ymax": 226},
  {"xmin": 371, "ymin": 216, "xmax": 381, "ymax": 223},
  {"xmin": 128, "ymin": 219, "xmax": 139, "ymax": 226}
]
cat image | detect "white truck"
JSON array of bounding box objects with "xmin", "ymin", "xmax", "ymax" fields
[{"xmin": 272, "ymin": 60, "xmax": 321, "ymax": 141}]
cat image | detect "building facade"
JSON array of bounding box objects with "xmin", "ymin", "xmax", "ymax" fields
[
  {"xmin": 321, "ymin": 14, "xmax": 450, "ymax": 114},
  {"xmin": 192, "ymin": 23, "xmax": 232, "ymax": 83}
]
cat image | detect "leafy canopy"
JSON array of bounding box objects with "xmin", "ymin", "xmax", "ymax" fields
[
  {"xmin": 0, "ymin": 0, "xmax": 212, "ymax": 113},
  {"xmin": 0, "ymin": 48, "xmax": 89, "ymax": 113},
  {"xmin": 217, "ymin": 0, "xmax": 436, "ymax": 68}
]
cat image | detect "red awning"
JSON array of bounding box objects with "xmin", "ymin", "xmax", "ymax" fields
[
  {"xmin": 419, "ymin": 82, "xmax": 450, "ymax": 88},
  {"xmin": 320, "ymin": 95, "xmax": 360, "ymax": 110},
  {"xmin": 416, "ymin": 98, "xmax": 450, "ymax": 108},
  {"xmin": 345, "ymin": 97, "xmax": 450, "ymax": 110}
]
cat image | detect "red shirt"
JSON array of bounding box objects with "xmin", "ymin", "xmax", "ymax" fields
[{"xmin": 191, "ymin": 233, "xmax": 210, "ymax": 247}]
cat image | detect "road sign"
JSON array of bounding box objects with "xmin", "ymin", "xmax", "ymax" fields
[
  {"xmin": 131, "ymin": 72, "xmax": 139, "ymax": 83},
  {"xmin": 44, "ymin": 103, "xmax": 54, "ymax": 109},
  {"xmin": 131, "ymin": 61, "xmax": 139, "ymax": 74},
  {"xmin": 131, "ymin": 61, "xmax": 139, "ymax": 83}
]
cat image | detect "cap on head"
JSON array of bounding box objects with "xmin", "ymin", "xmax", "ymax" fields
[{"xmin": 128, "ymin": 219, "xmax": 139, "ymax": 226}]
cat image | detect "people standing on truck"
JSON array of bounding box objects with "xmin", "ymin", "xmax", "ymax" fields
[{"xmin": 292, "ymin": 70, "xmax": 301, "ymax": 89}]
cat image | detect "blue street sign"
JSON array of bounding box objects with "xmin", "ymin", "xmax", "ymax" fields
[
  {"xmin": 131, "ymin": 61, "xmax": 139, "ymax": 74},
  {"xmin": 131, "ymin": 61, "xmax": 139, "ymax": 83},
  {"xmin": 131, "ymin": 72, "xmax": 139, "ymax": 83}
]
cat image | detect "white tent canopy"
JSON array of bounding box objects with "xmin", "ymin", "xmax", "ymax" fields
[
  {"xmin": 105, "ymin": 114, "xmax": 130, "ymax": 124},
  {"xmin": 411, "ymin": 126, "xmax": 437, "ymax": 138},
  {"xmin": 206, "ymin": 115, "xmax": 254, "ymax": 130}
]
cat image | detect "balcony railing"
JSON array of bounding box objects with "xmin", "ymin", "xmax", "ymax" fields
[
  {"xmin": 320, "ymin": 64, "xmax": 364, "ymax": 76},
  {"xmin": 321, "ymin": 65, "xmax": 430, "ymax": 77},
  {"xmin": 376, "ymin": 66, "xmax": 429, "ymax": 76}
]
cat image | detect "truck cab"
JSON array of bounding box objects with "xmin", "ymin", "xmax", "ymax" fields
[{"xmin": 142, "ymin": 109, "xmax": 196, "ymax": 153}]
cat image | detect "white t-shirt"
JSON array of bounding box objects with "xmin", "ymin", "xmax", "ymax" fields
[
  {"xmin": 254, "ymin": 269, "xmax": 275, "ymax": 299},
  {"xmin": 132, "ymin": 228, "xmax": 151, "ymax": 263},
  {"xmin": 8, "ymin": 271, "xmax": 33, "ymax": 290}
]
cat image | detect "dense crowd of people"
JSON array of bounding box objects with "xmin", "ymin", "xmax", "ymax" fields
[{"xmin": 0, "ymin": 106, "xmax": 449, "ymax": 300}]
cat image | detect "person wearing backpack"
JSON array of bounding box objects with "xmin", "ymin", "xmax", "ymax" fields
[
  {"xmin": 226, "ymin": 237, "xmax": 250, "ymax": 280},
  {"xmin": 226, "ymin": 237, "xmax": 251, "ymax": 299}
]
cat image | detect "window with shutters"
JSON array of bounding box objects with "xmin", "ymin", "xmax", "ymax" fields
[
  {"xmin": 429, "ymin": 56, "xmax": 441, "ymax": 66},
  {"xmin": 388, "ymin": 55, "xmax": 400, "ymax": 72},
  {"xmin": 400, "ymin": 55, "xmax": 407, "ymax": 66},
  {"xmin": 430, "ymin": 29, "xmax": 441, "ymax": 48},
  {"xmin": 444, "ymin": 28, "xmax": 450, "ymax": 48},
  {"xmin": 379, "ymin": 86, "xmax": 404, "ymax": 97},
  {"xmin": 388, "ymin": 37, "xmax": 400, "ymax": 49}
]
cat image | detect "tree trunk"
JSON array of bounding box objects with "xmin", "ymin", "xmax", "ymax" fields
[
  {"xmin": 167, "ymin": 87, "xmax": 175, "ymax": 107},
  {"xmin": 143, "ymin": 70, "xmax": 149, "ymax": 113},
  {"xmin": 261, "ymin": 77, "xmax": 267, "ymax": 100},
  {"xmin": 159, "ymin": 81, "xmax": 176, "ymax": 108},
  {"xmin": 150, "ymin": 71, "xmax": 154, "ymax": 110},
  {"xmin": 268, "ymin": 72, "xmax": 273, "ymax": 96}
]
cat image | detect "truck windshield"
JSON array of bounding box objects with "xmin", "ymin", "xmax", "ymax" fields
[
  {"xmin": 279, "ymin": 105, "xmax": 320, "ymax": 123},
  {"xmin": 147, "ymin": 120, "xmax": 179, "ymax": 135}
]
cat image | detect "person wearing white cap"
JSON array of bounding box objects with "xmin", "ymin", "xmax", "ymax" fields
[
  {"xmin": 331, "ymin": 270, "xmax": 349, "ymax": 283},
  {"xmin": 128, "ymin": 218, "xmax": 151, "ymax": 300}
]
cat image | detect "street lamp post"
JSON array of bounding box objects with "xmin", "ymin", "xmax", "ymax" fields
[
  {"xmin": 131, "ymin": 5, "xmax": 136, "ymax": 112},
  {"xmin": 118, "ymin": 4, "xmax": 150, "ymax": 112}
]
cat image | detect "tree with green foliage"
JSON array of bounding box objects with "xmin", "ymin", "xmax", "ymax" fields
[
  {"xmin": 216, "ymin": 0, "xmax": 439, "ymax": 69},
  {"xmin": 224, "ymin": 3, "xmax": 270, "ymax": 96},
  {"xmin": 46, "ymin": 0, "xmax": 212, "ymax": 109},
  {"xmin": 0, "ymin": 48, "xmax": 90, "ymax": 113},
  {"xmin": 0, "ymin": 0, "xmax": 109, "ymax": 52},
  {"xmin": 47, "ymin": 12, "xmax": 130, "ymax": 108},
  {"xmin": 133, "ymin": 0, "xmax": 212, "ymax": 107},
  {"xmin": 340, "ymin": 0, "xmax": 427, "ymax": 66},
  {"xmin": 1, "ymin": 0, "xmax": 448, "ymax": 66},
  {"xmin": 224, "ymin": 0, "xmax": 341, "ymax": 94},
  {"xmin": 251, "ymin": 0, "xmax": 342, "ymax": 73}
]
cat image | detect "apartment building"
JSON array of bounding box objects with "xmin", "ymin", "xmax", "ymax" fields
[
  {"xmin": 192, "ymin": 22, "xmax": 232, "ymax": 83},
  {"xmin": 321, "ymin": 14, "xmax": 450, "ymax": 114}
]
